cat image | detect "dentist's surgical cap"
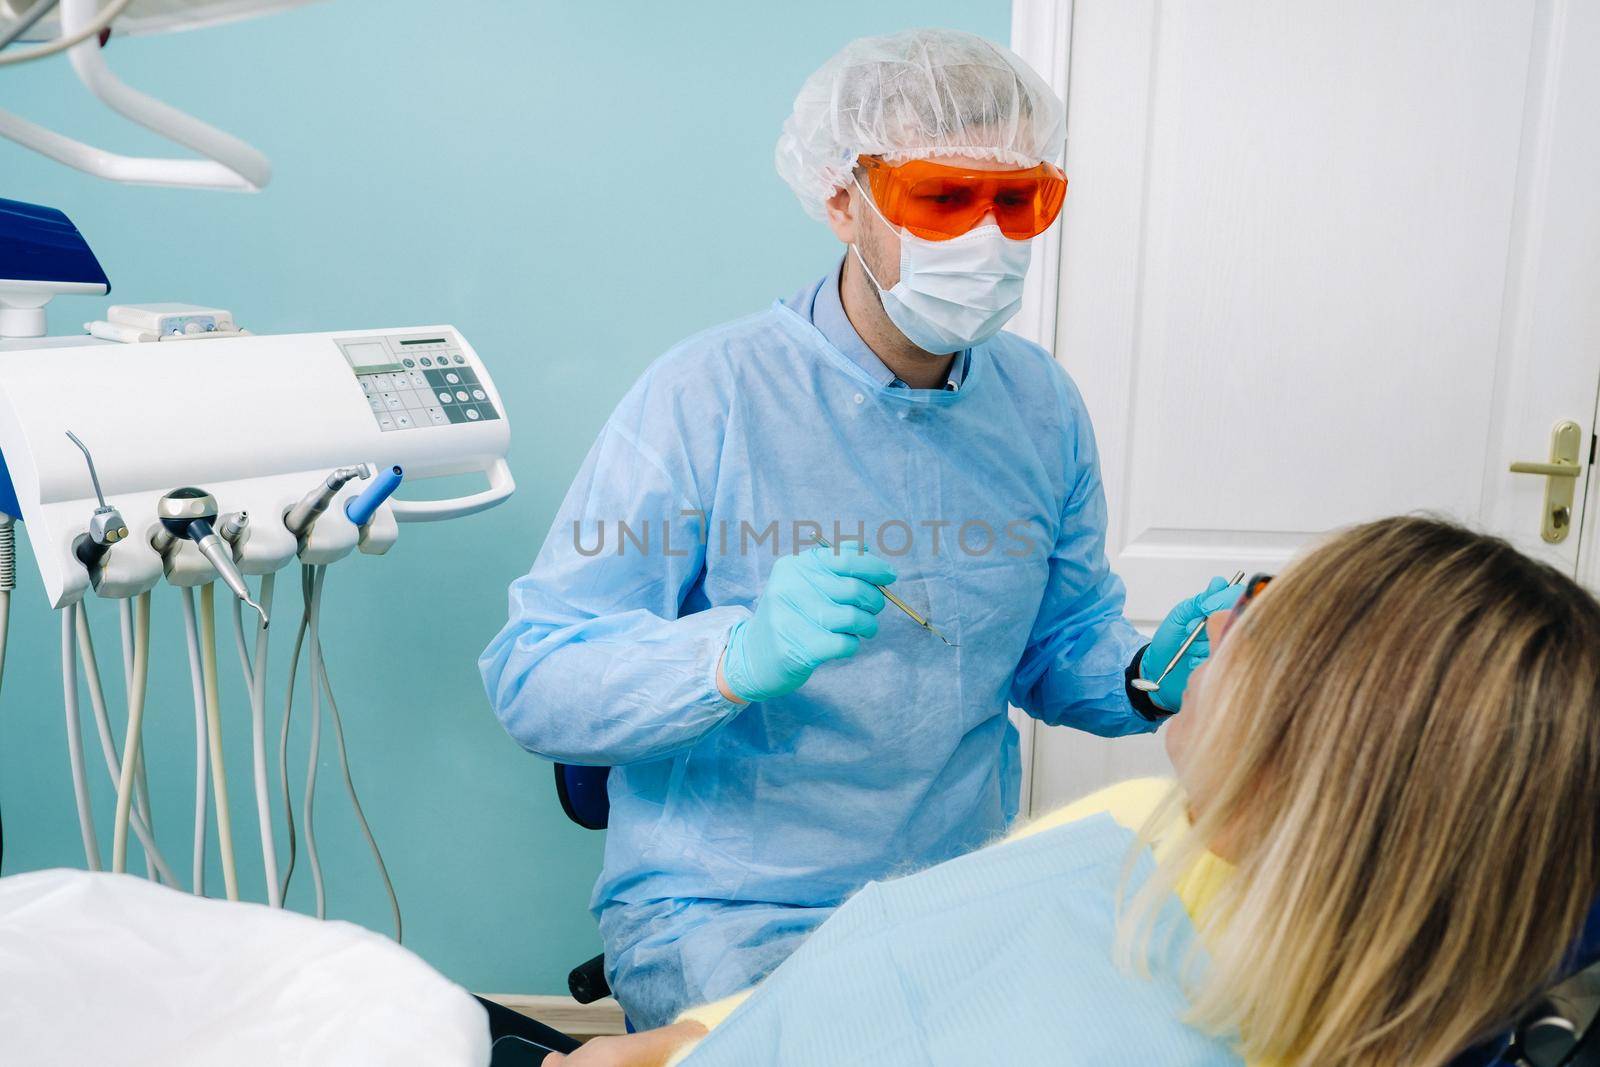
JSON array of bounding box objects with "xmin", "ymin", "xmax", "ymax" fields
[{"xmin": 775, "ymin": 28, "xmax": 1067, "ymax": 220}]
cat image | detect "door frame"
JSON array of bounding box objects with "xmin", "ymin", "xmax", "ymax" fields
[
  {"xmin": 1008, "ymin": 0, "xmax": 1075, "ymax": 819},
  {"xmin": 1579, "ymin": 386, "xmax": 1600, "ymax": 592}
]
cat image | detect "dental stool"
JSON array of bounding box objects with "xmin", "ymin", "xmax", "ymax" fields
[{"xmin": 554, "ymin": 762, "xmax": 618, "ymax": 1008}]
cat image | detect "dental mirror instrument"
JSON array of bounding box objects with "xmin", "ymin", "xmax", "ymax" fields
[
  {"xmin": 1131, "ymin": 570, "xmax": 1246, "ymax": 694},
  {"xmin": 814, "ymin": 534, "xmax": 955, "ymax": 647}
]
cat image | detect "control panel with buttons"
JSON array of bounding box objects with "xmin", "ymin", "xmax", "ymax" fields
[{"xmin": 335, "ymin": 333, "xmax": 501, "ymax": 433}]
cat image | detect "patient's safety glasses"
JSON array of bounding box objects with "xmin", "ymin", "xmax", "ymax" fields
[
  {"xmin": 857, "ymin": 155, "xmax": 1068, "ymax": 241},
  {"xmin": 1219, "ymin": 574, "xmax": 1274, "ymax": 639}
]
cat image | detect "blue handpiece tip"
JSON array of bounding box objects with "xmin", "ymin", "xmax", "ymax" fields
[{"xmin": 345, "ymin": 464, "xmax": 404, "ymax": 527}]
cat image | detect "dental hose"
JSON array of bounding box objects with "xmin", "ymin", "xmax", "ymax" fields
[
  {"xmin": 309, "ymin": 563, "xmax": 401, "ymax": 941},
  {"xmin": 80, "ymin": 602, "xmax": 177, "ymax": 884},
  {"xmin": 276, "ymin": 576, "xmax": 309, "ymax": 905},
  {"xmin": 230, "ymin": 573, "xmax": 280, "ymax": 905},
  {"xmin": 110, "ymin": 594, "xmax": 153, "ymax": 876},
  {"xmin": 119, "ymin": 598, "xmax": 158, "ymax": 882},
  {"xmin": 253, "ymin": 574, "xmax": 276, "ymax": 901},
  {"xmin": 180, "ymin": 588, "xmax": 209, "ymax": 895},
  {"xmin": 302, "ymin": 566, "xmax": 326, "ymax": 919},
  {"xmin": 293, "ymin": 564, "xmax": 400, "ymax": 939},
  {"xmin": 61, "ymin": 606, "xmax": 100, "ymax": 870},
  {"xmin": 0, "ymin": 515, "xmax": 11, "ymax": 872},
  {"xmin": 198, "ymin": 583, "xmax": 239, "ymax": 900},
  {"xmin": 0, "ymin": 516, "xmax": 13, "ymax": 695}
]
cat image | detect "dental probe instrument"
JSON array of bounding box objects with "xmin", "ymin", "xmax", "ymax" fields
[
  {"xmin": 814, "ymin": 534, "xmax": 955, "ymax": 647},
  {"xmin": 1131, "ymin": 570, "xmax": 1246, "ymax": 693}
]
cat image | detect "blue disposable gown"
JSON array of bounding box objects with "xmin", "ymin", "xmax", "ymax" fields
[
  {"xmin": 480, "ymin": 272, "xmax": 1150, "ymax": 1028},
  {"xmin": 679, "ymin": 807, "xmax": 1241, "ymax": 1066}
]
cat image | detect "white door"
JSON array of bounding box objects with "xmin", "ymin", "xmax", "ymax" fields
[{"xmin": 1010, "ymin": 0, "xmax": 1600, "ymax": 811}]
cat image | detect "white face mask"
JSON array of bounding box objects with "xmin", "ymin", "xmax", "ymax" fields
[{"xmin": 852, "ymin": 181, "xmax": 1033, "ymax": 354}]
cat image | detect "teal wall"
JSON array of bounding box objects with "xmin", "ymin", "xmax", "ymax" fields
[{"xmin": 0, "ymin": 0, "xmax": 1009, "ymax": 994}]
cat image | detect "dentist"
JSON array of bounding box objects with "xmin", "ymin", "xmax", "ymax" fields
[{"xmin": 482, "ymin": 28, "xmax": 1240, "ymax": 1029}]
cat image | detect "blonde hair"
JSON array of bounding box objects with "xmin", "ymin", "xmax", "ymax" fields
[{"xmin": 1125, "ymin": 516, "xmax": 1600, "ymax": 1066}]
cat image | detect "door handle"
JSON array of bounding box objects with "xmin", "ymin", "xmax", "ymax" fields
[
  {"xmin": 1508, "ymin": 420, "xmax": 1584, "ymax": 543},
  {"xmin": 1508, "ymin": 461, "xmax": 1580, "ymax": 478}
]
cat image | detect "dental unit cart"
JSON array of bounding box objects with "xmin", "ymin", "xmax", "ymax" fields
[{"xmin": 0, "ymin": 196, "xmax": 515, "ymax": 930}]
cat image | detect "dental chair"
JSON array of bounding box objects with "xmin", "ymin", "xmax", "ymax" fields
[
  {"xmin": 1454, "ymin": 901, "xmax": 1600, "ymax": 1067},
  {"xmin": 476, "ymin": 994, "xmax": 583, "ymax": 1066}
]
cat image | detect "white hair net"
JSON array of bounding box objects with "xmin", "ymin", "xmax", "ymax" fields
[{"xmin": 775, "ymin": 29, "xmax": 1066, "ymax": 221}]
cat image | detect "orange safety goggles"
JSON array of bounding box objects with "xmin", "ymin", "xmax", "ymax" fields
[{"xmin": 858, "ymin": 155, "xmax": 1068, "ymax": 242}]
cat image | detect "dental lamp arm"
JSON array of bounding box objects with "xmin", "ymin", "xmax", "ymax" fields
[
  {"xmin": 0, "ymin": 0, "xmax": 125, "ymax": 65},
  {"xmin": 0, "ymin": 0, "xmax": 271, "ymax": 191},
  {"xmin": 0, "ymin": 0, "xmax": 65, "ymax": 56}
]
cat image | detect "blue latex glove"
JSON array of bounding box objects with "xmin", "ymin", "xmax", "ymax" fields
[
  {"xmin": 722, "ymin": 546, "xmax": 896, "ymax": 704},
  {"xmin": 1140, "ymin": 577, "xmax": 1246, "ymax": 712}
]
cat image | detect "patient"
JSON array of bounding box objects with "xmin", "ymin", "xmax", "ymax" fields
[{"xmin": 549, "ymin": 517, "xmax": 1600, "ymax": 1066}]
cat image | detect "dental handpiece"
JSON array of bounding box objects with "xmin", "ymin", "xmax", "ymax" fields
[
  {"xmin": 65, "ymin": 431, "xmax": 128, "ymax": 575},
  {"xmin": 218, "ymin": 511, "xmax": 249, "ymax": 550},
  {"xmin": 191, "ymin": 521, "xmax": 263, "ymax": 615},
  {"xmin": 345, "ymin": 465, "xmax": 403, "ymax": 528},
  {"xmin": 156, "ymin": 488, "xmax": 268, "ymax": 627},
  {"xmin": 813, "ymin": 535, "xmax": 955, "ymax": 647},
  {"xmin": 284, "ymin": 464, "xmax": 371, "ymax": 539},
  {"xmin": 1131, "ymin": 570, "xmax": 1247, "ymax": 693}
]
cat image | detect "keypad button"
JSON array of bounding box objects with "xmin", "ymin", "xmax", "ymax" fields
[
  {"xmin": 465, "ymin": 407, "xmax": 481, "ymax": 420},
  {"xmin": 407, "ymin": 371, "xmax": 428, "ymax": 388},
  {"xmin": 372, "ymin": 373, "xmax": 396, "ymax": 390},
  {"xmin": 377, "ymin": 413, "xmax": 396, "ymax": 431},
  {"xmin": 426, "ymin": 406, "xmax": 448, "ymax": 425},
  {"xmin": 437, "ymin": 390, "xmax": 453, "ymax": 405},
  {"xmin": 453, "ymin": 354, "xmax": 465, "ymax": 364},
  {"xmin": 454, "ymin": 390, "xmax": 469, "ymax": 402},
  {"xmin": 394, "ymin": 413, "xmax": 414, "ymax": 429},
  {"xmin": 383, "ymin": 392, "xmax": 404, "ymax": 410},
  {"xmin": 420, "ymin": 357, "xmax": 433, "ymax": 367},
  {"xmin": 360, "ymin": 379, "xmax": 375, "ymax": 396},
  {"xmin": 445, "ymin": 372, "xmax": 461, "ymax": 385},
  {"xmin": 471, "ymin": 388, "xmax": 487, "ymax": 401},
  {"xmin": 402, "ymin": 358, "xmax": 415, "ymax": 368},
  {"xmin": 367, "ymin": 396, "xmax": 384, "ymax": 413}
]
